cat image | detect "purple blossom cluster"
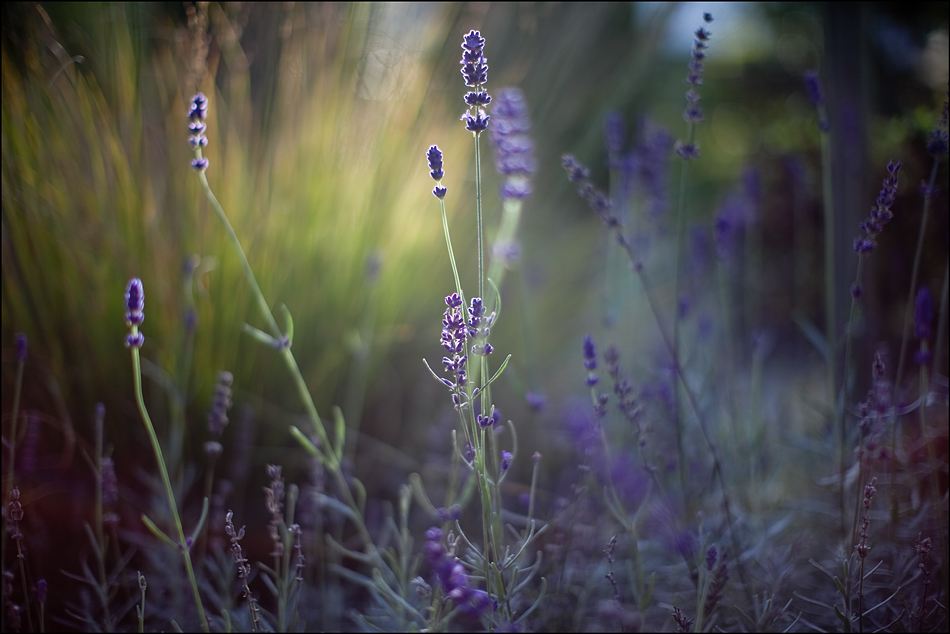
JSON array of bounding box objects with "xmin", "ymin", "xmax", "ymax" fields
[
  {"xmin": 124, "ymin": 278, "xmax": 145, "ymax": 349},
  {"xmin": 188, "ymin": 93, "xmax": 209, "ymax": 171},
  {"xmin": 562, "ymin": 155, "xmax": 618, "ymax": 232},
  {"xmin": 582, "ymin": 335, "xmax": 609, "ymax": 419},
  {"xmin": 489, "ymin": 88, "xmax": 536, "ymax": 200},
  {"xmin": 675, "ymin": 13, "xmax": 713, "ymax": 160},
  {"xmin": 427, "ymin": 145, "xmax": 447, "ymax": 199},
  {"xmin": 460, "ymin": 30, "xmax": 491, "ymax": 135},
  {"xmin": 854, "ymin": 161, "xmax": 901, "ymax": 255},
  {"xmin": 439, "ymin": 293, "xmax": 469, "ymax": 398},
  {"xmin": 423, "ymin": 527, "xmax": 491, "ymax": 617},
  {"xmin": 467, "ymin": 297, "xmax": 494, "ymax": 357}
]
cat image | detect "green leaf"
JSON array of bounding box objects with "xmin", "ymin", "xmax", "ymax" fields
[
  {"xmin": 243, "ymin": 323, "xmax": 281, "ymax": 348},
  {"xmin": 279, "ymin": 303, "xmax": 294, "ymax": 346},
  {"xmin": 289, "ymin": 425, "xmax": 328, "ymax": 463},
  {"xmin": 833, "ymin": 576, "xmax": 846, "ymax": 597},
  {"xmin": 140, "ymin": 513, "xmax": 179, "ymax": 551},
  {"xmin": 487, "ymin": 277, "xmax": 502, "ymax": 323},
  {"xmin": 187, "ymin": 497, "xmax": 210, "ymax": 550},
  {"xmin": 481, "ymin": 354, "xmax": 512, "ymax": 391},
  {"xmin": 332, "ymin": 406, "xmax": 346, "ymax": 461}
]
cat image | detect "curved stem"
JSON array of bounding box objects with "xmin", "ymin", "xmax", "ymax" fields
[{"xmin": 131, "ymin": 346, "xmax": 209, "ymax": 632}]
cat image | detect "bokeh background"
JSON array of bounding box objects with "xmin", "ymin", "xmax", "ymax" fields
[{"xmin": 2, "ymin": 2, "xmax": 948, "ymax": 629}]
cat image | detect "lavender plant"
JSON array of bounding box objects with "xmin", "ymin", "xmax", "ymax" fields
[{"xmin": 3, "ymin": 5, "xmax": 949, "ymax": 633}]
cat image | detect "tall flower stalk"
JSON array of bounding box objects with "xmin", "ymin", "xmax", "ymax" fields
[
  {"xmin": 672, "ymin": 12, "xmax": 713, "ymax": 493},
  {"xmin": 421, "ymin": 31, "xmax": 547, "ymax": 629},
  {"xmin": 123, "ymin": 278, "xmax": 210, "ymax": 633},
  {"xmin": 187, "ymin": 92, "xmax": 387, "ymax": 579}
]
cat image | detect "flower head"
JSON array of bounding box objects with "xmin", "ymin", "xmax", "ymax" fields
[
  {"xmin": 209, "ymin": 371, "xmax": 234, "ymax": 438},
  {"xmin": 489, "ymin": 88, "xmax": 536, "ymax": 201},
  {"xmin": 460, "ymin": 30, "xmax": 490, "ymax": 134},
  {"xmin": 501, "ymin": 450, "xmax": 513, "ymax": 472},
  {"xmin": 462, "ymin": 109, "xmax": 490, "ymax": 134},
  {"xmin": 188, "ymin": 93, "xmax": 210, "ymax": 165},
  {"xmin": 125, "ymin": 278, "xmax": 145, "ymax": 348},
  {"xmin": 427, "ymin": 145, "xmax": 445, "ymax": 181},
  {"xmin": 854, "ymin": 161, "xmax": 901, "ymax": 255}
]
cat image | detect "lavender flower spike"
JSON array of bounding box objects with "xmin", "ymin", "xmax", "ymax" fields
[
  {"xmin": 189, "ymin": 93, "xmax": 210, "ymax": 171},
  {"xmin": 427, "ymin": 145, "xmax": 447, "ymax": 198},
  {"xmin": 125, "ymin": 278, "xmax": 145, "ymax": 348},
  {"xmin": 490, "ymin": 87, "xmax": 536, "ymax": 200},
  {"xmin": 460, "ymin": 30, "xmax": 491, "ymax": 135}
]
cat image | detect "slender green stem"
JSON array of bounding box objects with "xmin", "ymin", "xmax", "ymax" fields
[
  {"xmin": 672, "ymin": 125, "xmax": 694, "ymax": 497},
  {"xmin": 198, "ymin": 172, "xmax": 281, "ymax": 338},
  {"xmin": 131, "ymin": 346, "xmax": 209, "ymax": 633},
  {"xmin": 440, "ymin": 196, "xmax": 464, "ymax": 306},
  {"xmin": 475, "ymin": 132, "xmax": 485, "ymax": 303}
]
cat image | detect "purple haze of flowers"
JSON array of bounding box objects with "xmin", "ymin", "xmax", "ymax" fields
[
  {"xmin": 854, "ymin": 161, "xmax": 901, "ymax": 255},
  {"xmin": 629, "ymin": 118, "xmax": 674, "ymax": 220},
  {"xmin": 423, "ymin": 527, "xmax": 491, "ymax": 617},
  {"xmin": 489, "ymin": 88, "xmax": 536, "ymax": 200},
  {"xmin": 460, "ymin": 30, "xmax": 491, "ymax": 135}
]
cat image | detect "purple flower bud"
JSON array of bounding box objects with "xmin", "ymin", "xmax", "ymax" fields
[
  {"xmin": 464, "ymin": 91, "xmax": 492, "ymax": 107},
  {"xmin": 462, "ymin": 109, "xmax": 490, "ymax": 134},
  {"xmin": 803, "ymin": 70, "xmax": 825, "ymax": 107},
  {"xmin": 433, "ymin": 185, "xmax": 447, "ymax": 199},
  {"xmin": 915, "ymin": 287, "xmax": 932, "ymax": 340},
  {"xmin": 501, "ymin": 450, "xmax": 512, "ymax": 472},
  {"xmin": 15, "ymin": 333, "xmax": 27, "ymax": 362},
  {"xmin": 191, "ymin": 157, "xmax": 209, "ymax": 172},
  {"xmin": 188, "ymin": 93, "xmax": 208, "ymax": 121},
  {"xmin": 562, "ymin": 155, "xmax": 590, "ymax": 182},
  {"xmin": 125, "ymin": 278, "xmax": 145, "ymax": 325},
  {"xmin": 675, "ymin": 141, "xmax": 700, "ymax": 160},
  {"xmin": 426, "ymin": 145, "xmax": 444, "ymax": 181},
  {"xmin": 126, "ymin": 332, "xmax": 145, "ymax": 349},
  {"xmin": 37, "ymin": 578, "xmax": 47, "ymax": 603}
]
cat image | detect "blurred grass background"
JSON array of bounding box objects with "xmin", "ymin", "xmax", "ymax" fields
[{"xmin": 2, "ymin": 2, "xmax": 948, "ymax": 626}]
